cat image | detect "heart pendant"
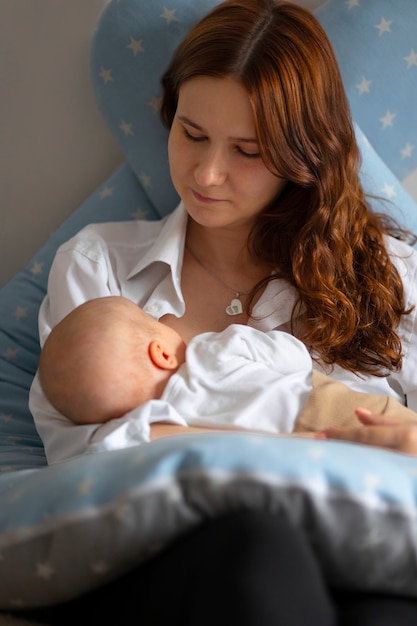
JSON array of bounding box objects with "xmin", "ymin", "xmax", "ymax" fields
[{"xmin": 226, "ymin": 297, "xmax": 243, "ymax": 316}]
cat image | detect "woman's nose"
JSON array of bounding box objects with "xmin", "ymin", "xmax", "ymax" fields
[{"xmin": 194, "ymin": 147, "xmax": 228, "ymax": 187}]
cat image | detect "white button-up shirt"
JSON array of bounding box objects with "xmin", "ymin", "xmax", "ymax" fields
[{"xmin": 29, "ymin": 202, "xmax": 417, "ymax": 464}]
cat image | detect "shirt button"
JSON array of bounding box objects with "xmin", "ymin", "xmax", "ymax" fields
[{"xmin": 145, "ymin": 304, "xmax": 160, "ymax": 314}]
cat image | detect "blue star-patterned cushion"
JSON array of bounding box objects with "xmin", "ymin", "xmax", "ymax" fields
[
  {"xmin": 2, "ymin": 0, "xmax": 417, "ymax": 613},
  {"xmin": 316, "ymin": 0, "xmax": 417, "ymax": 182},
  {"xmin": 90, "ymin": 0, "xmax": 216, "ymax": 217},
  {"xmin": 90, "ymin": 0, "xmax": 417, "ymax": 233}
]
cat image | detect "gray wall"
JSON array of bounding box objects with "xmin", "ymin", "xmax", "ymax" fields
[{"xmin": 0, "ymin": 1, "xmax": 123, "ymax": 287}]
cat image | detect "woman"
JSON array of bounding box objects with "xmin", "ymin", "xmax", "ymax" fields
[{"xmin": 25, "ymin": 0, "xmax": 417, "ymax": 624}]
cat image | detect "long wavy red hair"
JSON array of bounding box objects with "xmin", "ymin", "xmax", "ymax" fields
[{"xmin": 161, "ymin": 0, "xmax": 415, "ymax": 375}]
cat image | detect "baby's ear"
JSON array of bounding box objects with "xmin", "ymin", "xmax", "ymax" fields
[{"xmin": 149, "ymin": 341, "xmax": 178, "ymax": 370}]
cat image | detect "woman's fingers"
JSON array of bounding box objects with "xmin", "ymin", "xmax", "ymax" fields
[
  {"xmin": 320, "ymin": 420, "xmax": 417, "ymax": 456},
  {"xmin": 354, "ymin": 407, "xmax": 403, "ymax": 427}
]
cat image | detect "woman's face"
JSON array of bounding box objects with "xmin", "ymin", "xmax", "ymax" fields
[{"xmin": 168, "ymin": 76, "xmax": 286, "ymax": 230}]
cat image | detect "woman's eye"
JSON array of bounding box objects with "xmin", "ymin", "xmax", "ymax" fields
[
  {"xmin": 237, "ymin": 147, "xmax": 261, "ymax": 159},
  {"xmin": 182, "ymin": 126, "xmax": 260, "ymax": 158},
  {"xmin": 183, "ymin": 128, "xmax": 205, "ymax": 142}
]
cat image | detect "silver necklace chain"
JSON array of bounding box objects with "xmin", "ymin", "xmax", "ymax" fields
[
  {"xmin": 185, "ymin": 245, "xmax": 250, "ymax": 297},
  {"xmin": 185, "ymin": 245, "xmax": 249, "ymax": 316}
]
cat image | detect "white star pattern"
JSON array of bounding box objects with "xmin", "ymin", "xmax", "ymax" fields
[
  {"xmin": 307, "ymin": 445, "xmax": 326, "ymax": 460},
  {"xmin": 11, "ymin": 486, "xmax": 28, "ymax": 501},
  {"xmin": 364, "ymin": 473, "xmax": 381, "ymax": 490},
  {"xmin": 78, "ymin": 478, "xmax": 93, "ymax": 496},
  {"xmin": 99, "ymin": 186, "xmax": 114, "ymax": 199},
  {"xmin": 160, "ymin": 7, "xmax": 178, "ymax": 24},
  {"xmin": 30, "ymin": 261, "xmax": 44, "ymax": 276},
  {"xmin": 374, "ymin": 17, "xmax": 392, "ymax": 36},
  {"xmin": 166, "ymin": 483, "xmax": 183, "ymax": 504},
  {"xmin": 146, "ymin": 541, "xmax": 165, "ymax": 555},
  {"xmin": 131, "ymin": 208, "xmax": 148, "ymax": 219},
  {"xmin": 36, "ymin": 562, "xmax": 55, "ymax": 580},
  {"xmin": 380, "ymin": 110, "xmax": 396, "ymax": 129},
  {"xmin": 119, "ymin": 120, "xmax": 134, "ymax": 136},
  {"xmin": 356, "ymin": 77, "xmax": 372, "ymax": 95},
  {"xmin": 381, "ymin": 182, "xmax": 396, "ymax": 199},
  {"xmin": 127, "ymin": 36, "xmax": 143, "ymax": 56},
  {"xmin": 139, "ymin": 172, "xmax": 151, "ymax": 188},
  {"xmin": 359, "ymin": 527, "xmax": 384, "ymax": 550},
  {"xmin": 3, "ymin": 347, "xmax": 18, "ymax": 360},
  {"xmin": 406, "ymin": 465, "xmax": 417, "ymax": 477},
  {"xmin": 12, "ymin": 306, "xmax": 28, "ymax": 320},
  {"xmin": 148, "ymin": 95, "xmax": 162, "ymax": 112},
  {"xmin": 329, "ymin": 0, "xmax": 417, "ymax": 187},
  {"xmin": 401, "ymin": 143, "xmax": 414, "ymax": 160},
  {"xmin": 131, "ymin": 450, "xmax": 147, "ymax": 465},
  {"xmin": 404, "ymin": 49, "xmax": 417, "ymax": 69},
  {"xmin": 99, "ymin": 67, "xmax": 113, "ymax": 84},
  {"xmin": 114, "ymin": 501, "xmax": 135, "ymax": 523},
  {"xmin": 90, "ymin": 561, "xmax": 110, "ymax": 575},
  {"xmin": 10, "ymin": 599, "xmax": 25, "ymax": 608}
]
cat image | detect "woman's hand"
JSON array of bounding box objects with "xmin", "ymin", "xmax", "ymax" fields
[{"xmin": 318, "ymin": 407, "xmax": 417, "ymax": 456}]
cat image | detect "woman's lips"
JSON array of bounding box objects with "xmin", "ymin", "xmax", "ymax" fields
[{"xmin": 192, "ymin": 189, "xmax": 223, "ymax": 204}]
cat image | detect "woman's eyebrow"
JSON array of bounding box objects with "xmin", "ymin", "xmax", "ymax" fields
[{"xmin": 177, "ymin": 115, "xmax": 258, "ymax": 143}]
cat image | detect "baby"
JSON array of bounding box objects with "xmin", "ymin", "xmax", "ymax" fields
[{"xmin": 38, "ymin": 296, "xmax": 417, "ymax": 434}]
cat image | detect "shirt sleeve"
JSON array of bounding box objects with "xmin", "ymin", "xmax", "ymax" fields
[
  {"xmin": 386, "ymin": 239, "xmax": 417, "ymax": 411},
  {"xmin": 30, "ymin": 211, "xmax": 193, "ymax": 463},
  {"xmin": 30, "ymin": 228, "xmax": 179, "ymax": 464},
  {"xmin": 29, "ymin": 372, "xmax": 188, "ymax": 464},
  {"xmin": 38, "ymin": 230, "xmax": 117, "ymax": 347}
]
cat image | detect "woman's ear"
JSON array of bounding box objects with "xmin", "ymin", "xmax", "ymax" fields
[{"xmin": 149, "ymin": 341, "xmax": 178, "ymax": 370}]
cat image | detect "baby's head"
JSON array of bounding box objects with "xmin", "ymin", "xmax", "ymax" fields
[{"xmin": 38, "ymin": 296, "xmax": 186, "ymax": 425}]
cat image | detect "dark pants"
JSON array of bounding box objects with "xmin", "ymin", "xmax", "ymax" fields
[{"xmin": 14, "ymin": 510, "xmax": 417, "ymax": 626}]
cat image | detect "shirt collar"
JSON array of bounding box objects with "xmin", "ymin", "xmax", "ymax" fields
[
  {"xmin": 125, "ymin": 200, "xmax": 299, "ymax": 329},
  {"xmin": 126, "ymin": 202, "xmax": 188, "ymax": 283}
]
